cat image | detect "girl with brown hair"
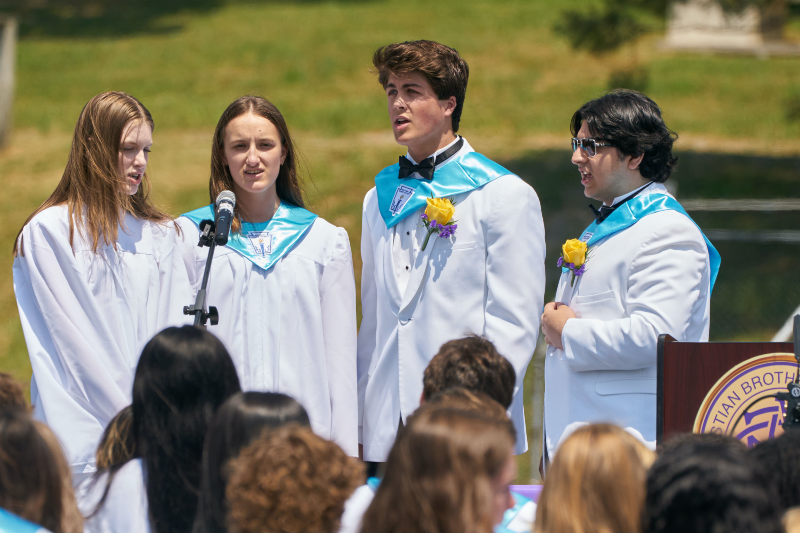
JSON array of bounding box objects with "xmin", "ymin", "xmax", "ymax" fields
[
  {"xmin": 0, "ymin": 409, "xmax": 82, "ymax": 533},
  {"xmin": 534, "ymin": 423, "xmax": 655, "ymax": 533},
  {"xmin": 12, "ymin": 91, "xmax": 191, "ymax": 481},
  {"xmin": 360, "ymin": 403, "xmax": 518, "ymax": 533},
  {"xmin": 177, "ymin": 96, "xmax": 357, "ymax": 456}
]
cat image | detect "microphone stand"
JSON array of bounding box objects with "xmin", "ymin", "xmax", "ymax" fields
[
  {"xmin": 183, "ymin": 219, "xmax": 220, "ymax": 328},
  {"xmin": 776, "ymin": 315, "xmax": 800, "ymax": 430}
]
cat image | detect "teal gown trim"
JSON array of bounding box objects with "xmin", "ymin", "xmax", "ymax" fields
[
  {"xmin": 572, "ymin": 193, "xmax": 721, "ymax": 292},
  {"xmin": 0, "ymin": 509, "xmax": 46, "ymax": 533},
  {"xmin": 181, "ymin": 202, "xmax": 318, "ymax": 271},
  {"xmin": 375, "ymin": 151, "xmax": 516, "ymax": 228},
  {"xmin": 495, "ymin": 492, "xmax": 534, "ymax": 533}
]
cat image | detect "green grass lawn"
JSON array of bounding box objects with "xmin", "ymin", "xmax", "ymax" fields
[{"xmin": 2, "ymin": 0, "xmax": 800, "ymax": 482}]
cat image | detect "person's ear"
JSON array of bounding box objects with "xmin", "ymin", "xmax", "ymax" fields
[
  {"xmin": 628, "ymin": 153, "xmax": 644, "ymax": 171},
  {"xmin": 442, "ymin": 96, "xmax": 457, "ymax": 117},
  {"xmin": 280, "ymin": 143, "xmax": 287, "ymax": 166},
  {"xmin": 419, "ymin": 391, "xmax": 426, "ymax": 405}
]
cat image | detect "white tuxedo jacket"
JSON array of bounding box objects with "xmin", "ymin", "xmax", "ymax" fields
[
  {"xmin": 358, "ymin": 152, "xmax": 546, "ymax": 461},
  {"xmin": 544, "ymin": 183, "xmax": 711, "ymax": 456}
]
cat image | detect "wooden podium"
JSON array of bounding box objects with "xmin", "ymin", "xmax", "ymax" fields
[{"xmin": 656, "ymin": 334, "xmax": 795, "ymax": 444}]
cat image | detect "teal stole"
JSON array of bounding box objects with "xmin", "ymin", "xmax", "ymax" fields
[
  {"xmin": 0, "ymin": 509, "xmax": 44, "ymax": 533},
  {"xmin": 181, "ymin": 202, "xmax": 317, "ymax": 271},
  {"xmin": 576, "ymin": 193, "xmax": 721, "ymax": 291},
  {"xmin": 375, "ymin": 151, "xmax": 515, "ymax": 228}
]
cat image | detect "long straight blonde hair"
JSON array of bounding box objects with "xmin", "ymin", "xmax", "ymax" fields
[
  {"xmin": 13, "ymin": 91, "xmax": 172, "ymax": 256},
  {"xmin": 535, "ymin": 424, "xmax": 656, "ymax": 533}
]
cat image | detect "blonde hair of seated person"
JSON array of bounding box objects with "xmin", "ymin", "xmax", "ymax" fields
[{"xmin": 535, "ymin": 423, "xmax": 655, "ymax": 533}]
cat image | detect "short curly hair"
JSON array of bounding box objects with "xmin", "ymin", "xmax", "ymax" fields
[
  {"xmin": 571, "ymin": 89, "xmax": 678, "ymax": 183},
  {"xmin": 423, "ymin": 336, "xmax": 516, "ymax": 409},
  {"xmin": 226, "ymin": 425, "xmax": 363, "ymax": 533}
]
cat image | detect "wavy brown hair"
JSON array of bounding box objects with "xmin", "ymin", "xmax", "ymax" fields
[
  {"xmin": 535, "ymin": 424, "xmax": 655, "ymax": 533},
  {"xmin": 209, "ymin": 96, "xmax": 305, "ymax": 234},
  {"xmin": 361, "ymin": 403, "xmax": 516, "ymax": 533},
  {"xmin": 226, "ymin": 425, "xmax": 363, "ymax": 533},
  {"xmin": 13, "ymin": 92, "xmax": 172, "ymax": 256}
]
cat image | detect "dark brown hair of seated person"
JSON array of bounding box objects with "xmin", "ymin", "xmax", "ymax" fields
[
  {"xmin": 96, "ymin": 405, "xmax": 135, "ymax": 471},
  {"xmin": 226, "ymin": 425, "xmax": 363, "ymax": 533},
  {"xmin": 0, "ymin": 409, "xmax": 82, "ymax": 533},
  {"xmin": 426, "ymin": 388, "xmax": 509, "ymax": 423},
  {"xmin": 0, "ymin": 373, "xmax": 28, "ymax": 412},
  {"xmin": 423, "ymin": 336, "xmax": 516, "ymax": 409},
  {"xmin": 361, "ymin": 402, "xmax": 516, "ymax": 533},
  {"xmin": 535, "ymin": 423, "xmax": 654, "ymax": 533}
]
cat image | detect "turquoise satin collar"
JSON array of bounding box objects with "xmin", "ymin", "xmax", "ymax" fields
[
  {"xmin": 495, "ymin": 492, "xmax": 533, "ymax": 533},
  {"xmin": 181, "ymin": 202, "xmax": 317, "ymax": 271},
  {"xmin": 375, "ymin": 151, "xmax": 515, "ymax": 228},
  {"xmin": 575, "ymin": 193, "xmax": 721, "ymax": 291},
  {"xmin": 0, "ymin": 508, "xmax": 44, "ymax": 533}
]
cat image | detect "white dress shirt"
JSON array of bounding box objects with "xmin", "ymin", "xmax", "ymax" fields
[{"xmin": 391, "ymin": 136, "xmax": 463, "ymax": 295}]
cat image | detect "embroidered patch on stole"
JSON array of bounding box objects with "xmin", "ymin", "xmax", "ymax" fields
[
  {"xmin": 389, "ymin": 185, "xmax": 415, "ymax": 216},
  {"xmin": 580, "ymin": 231, "xmax": 593, "ymax": 243},
  {"xmin": 247, "ymin": 230, "xmax": 273, "ymax": 258}
]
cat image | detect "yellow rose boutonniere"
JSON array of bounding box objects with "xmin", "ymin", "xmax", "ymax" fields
[
  {"xmin": 558, "ymin": 238, "xmax": 588, "ymax": 286},
  {"xmin": 420, "ymin": 197, "xmax": 458, "ymax": 251}
]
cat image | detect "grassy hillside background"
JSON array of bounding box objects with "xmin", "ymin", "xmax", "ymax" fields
[{"xmin": 2, "ymin": 0, "xmax": 800, "ymax": 481}]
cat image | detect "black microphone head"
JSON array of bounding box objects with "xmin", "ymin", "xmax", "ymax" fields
[{"xmin": 216, "ymin": 190, "xmax": 236, "ymax": 209}]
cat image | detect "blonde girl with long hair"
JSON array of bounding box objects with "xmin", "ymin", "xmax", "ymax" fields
[
  {"xmin": 534, "ymin": 423, "xmax": 656, "ymax": 533},
  {"xmin": 177, "ymin": 96, "xmax": 357, "ymax": 456},
  {"xmin": 12, "ymin": 91, "xmax": 191, "ymax": 483}
]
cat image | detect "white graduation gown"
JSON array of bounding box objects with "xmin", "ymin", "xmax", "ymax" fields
[
  {"xmin": 12, "ymin": 205, "xmax": 192, "ymax": 475},
  {"xmin": 175, "ymin": 216, "xmax": 358, "ymax": 456},
  {"xmin": 77, "ymin": 459, "xmax": 150, "ymax": 533}
]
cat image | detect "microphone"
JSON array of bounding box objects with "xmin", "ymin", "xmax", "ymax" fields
[{"xmin": 214, "ymin": 191, "xmax": 236, "ymax": 246}]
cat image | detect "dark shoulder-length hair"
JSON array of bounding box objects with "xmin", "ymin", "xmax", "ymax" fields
[
  {"xmin": 131, "ymin": 326, "xmax": 241, "ymax": 533},
  {"xmin": 193, "ymin": 392, "xmax": 310, "ymax": 533},
  {"xmin": 13, "ymin": 91, "xmax": 173, "ymax": 256},
  {"xmin": 209, "ymin": 96, "xmax": 305, "ymax": 233},
  {"xmin": 570, "ymin": 89, "xmax": 678, "ymax": 183}
]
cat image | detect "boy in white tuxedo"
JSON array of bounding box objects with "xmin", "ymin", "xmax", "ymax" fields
[
  {"xmin": 540, "ymin": 90, "xmax": 720, "ymax": 464},
  {"xmin": 357, "ymin": 40, "xmax": 546, "ymax": 462}
]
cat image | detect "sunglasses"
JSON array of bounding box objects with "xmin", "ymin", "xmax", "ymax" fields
[{"xmin": 571, "ymin": 138, "xmax": 615, "ymax": 158}]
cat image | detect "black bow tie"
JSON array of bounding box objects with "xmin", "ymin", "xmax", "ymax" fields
[
  {"xmin": 398, "ymin": 156, "xmax": 435, "ymax": 180},
  {"xmin": 590, "ymin": 204, "xmax": 616, "ymax": 224},
  {"xmin": 398, "ymin": 137, "xmax": 465, "ymax": 180},
  {"xmin": 589, "ymin": 181, "xmax": 655, "ymax": 224}
]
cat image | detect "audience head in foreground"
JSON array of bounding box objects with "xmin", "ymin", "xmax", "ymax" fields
[
  {"xmin": 535, "ymin": 423, "xmax": 655, "ymax": 533},
  {"xmin": 226, "ymin": 425, "xmax": 363, "ymax": 533},
  {"xmin": 134, "ymin": 326, "xmax": 241, "ymax": 533},
  {"xmin": 362, "ymin": 402, "xmax": 517, "ymax": 533},
  {"xmin": 88, "ymin": 326, "xmax": 241, "ymax": 533},
  {"xmin": 423, "ymin": 336, "xmax": 516, "ymax": 409},
  {"xmin": 644, "ymin": 435, "xmax": 783, "ymax": 533},
  {"xmin": 195, "ymin": 392, "xmax": 311, "ymax": 533},
  {"xmin": 749, "ymin": 428, "xmax": 800, "ymax": 513},
  {"xmin": 0, "ymin": 409, "xmax": 82, "ymax": 533},
  {"xmin": 0, "ymin": 373, "xmax": 28, "ymax": 412}
]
